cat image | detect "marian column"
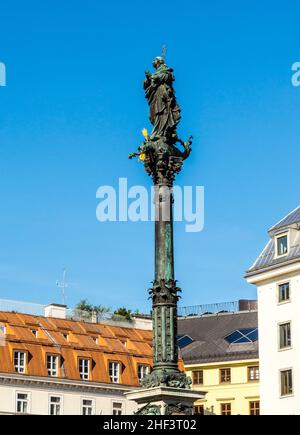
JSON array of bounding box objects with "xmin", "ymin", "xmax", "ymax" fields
[{"xmin": 126, "ymin": 55, "xmax": 205, "ymax": 415}]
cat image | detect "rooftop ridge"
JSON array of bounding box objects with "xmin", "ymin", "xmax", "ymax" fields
[
  {"xmin": 0, "ymin": 299, "xmax": 152, "ymax": 330},
  {"xmin": 0, "ymin": 309, "xmax": 152, "ymax": 332}
]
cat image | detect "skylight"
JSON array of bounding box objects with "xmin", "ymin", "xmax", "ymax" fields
[
  {"xmin": 224, "ymin": 328, "xmax": 258, "ymax": 344},
  {"xmin": 177, "ymin": 334, "xmax": 194, "ymax": 348}
]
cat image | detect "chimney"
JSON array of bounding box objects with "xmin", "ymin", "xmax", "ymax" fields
[
  {"xmin": 44, "ymin": 303, "xmax": 67, "ymax": 319},
  {"xmin": 238, "ymin": 299, "xmax": 258, "ymax": 311}
]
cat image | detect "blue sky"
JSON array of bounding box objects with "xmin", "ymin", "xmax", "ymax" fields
[{"xmin": 1, "ymin": 0, "xmax": 300, "ymax": 312}]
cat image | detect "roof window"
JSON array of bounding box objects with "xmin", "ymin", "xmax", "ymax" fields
[{"xmin": 224, "ymin": 328, "xmax": 258, "ymax": 344}]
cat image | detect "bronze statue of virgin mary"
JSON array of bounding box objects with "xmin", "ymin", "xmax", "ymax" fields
[
  {"xmin": 144, "ymin": 56, "xmax": 181, "ymax": 142},
  {"xmin": 129, "ymin": 55, "xmax": 192, "ymax": 178}
]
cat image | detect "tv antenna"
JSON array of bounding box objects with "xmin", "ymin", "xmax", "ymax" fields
[{"xmin": 56, "ymin": 268, "xmax": 78, "ymax": 306}]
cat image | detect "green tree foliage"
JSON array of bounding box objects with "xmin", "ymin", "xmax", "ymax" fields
[
  {"xmin": 74, "ymin": 299, "xmax": 111, "ymax": 318},
  {"xmin": 74, "ymin": 301, "xmax": 140, "ymax": 322},
  {"xmin": 75, "ymin": 299, "xmax": 93, "ymax": 313},
  {"xmin": 113, "ymin": 307, "xmax": 133, "ymax": 320}
]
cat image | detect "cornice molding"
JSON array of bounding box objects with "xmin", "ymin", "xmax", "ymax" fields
[
  {"xmin": 245, "ymin": 258, "xmax": 300, "ymax": 284},
  {"xmin": 0, "ymin": 373, "xmax": 137, "ymax": 395}
]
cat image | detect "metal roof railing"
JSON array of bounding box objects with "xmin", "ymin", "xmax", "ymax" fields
[{"xmin": 178, "ymin": 301, "xmax": 246, "ymax": 317}]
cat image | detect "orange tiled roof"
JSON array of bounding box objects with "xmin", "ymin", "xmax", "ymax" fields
[{"xmin": 0, "ymin": 311, "xmax": 154, "ymax": 387}]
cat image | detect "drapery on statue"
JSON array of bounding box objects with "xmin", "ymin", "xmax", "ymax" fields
[
  {"xmin": 144, "ymin": 56, "xmax": 181, "ymax": 142},
  {"xmin": 129, "ymin": 55, "xmax": 193, "ymax": 172}
]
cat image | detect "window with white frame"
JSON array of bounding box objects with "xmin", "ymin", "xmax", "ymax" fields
[
  {"xmin": 14, "ymin": 351, "xmax": 26, "ymax": 373},
  {"xmin": 276, "ymin": 234, "xmax": 288, "ymax": 256},
  {"xmin": 109, "ymin": 361, "xmax": 120, "ymax": 383},
  {"xmin": 278, "ymin": 282, "xmax": 290, "ymax": 303},
  {"xmin": 280, "ymin": 369, "xmax": 293, "ymax": 397},
  {"xmin": 138, "ymin": 364, "xmax": 150, "ymax": 383},
  {"xmin": 47, "ymin": 354, "xmax": 59, "ymax": 377},
  {"xmin": 16, "ymin": 392, "xmax": 29, "ymax": 414},
  {"xmin": 248, "ymin": 366, "xmax": 260, "ymax": 381},
  {"xmin": 112, "ymin": 402, "xmax": 123, "ymax": 415},
  {"xmin": 0, "ymin": 323, "xmax": 6, "ymax": 334},
  {"xmin": 279, "ymin": 322, "xmax": 291, "ymax": 349},
  {"xmin": 49, "ymin": 396, "xmax": 62, "ymax": 415},
  {"xmin": 79, "ymin": 358, "xmax": 90, "ymax": 380},
  {"xmin": 81, "ymin": 398, "xmax": 95, "ymax": 415}
]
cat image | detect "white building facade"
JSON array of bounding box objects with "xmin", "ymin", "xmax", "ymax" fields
[
  {"xmin": 246, "ymin": 205, "xmax": 300, "ymax": 415},
  {"xmin": 0, "ymin": 373, "xmax": 137, "ymax": 415}
]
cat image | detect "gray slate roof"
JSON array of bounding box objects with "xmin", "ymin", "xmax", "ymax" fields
[
  {"xmin": 268, "ymin": 205, "xmax": 300, "ymax": 233},
  {"xmin": 178, "ymin": 311, "xmax": 258, "ymax": 365},
  {"xmin": 246, "ymin": 204, "xmax": 300, "ymax": 275},
  {"xmin": 246, "ymin": 235, "xmax": 300, "ymax": 274}
]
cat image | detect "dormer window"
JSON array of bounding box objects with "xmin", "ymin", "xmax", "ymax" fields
[
  {"xmin": 138, "ymin": 364, "xmax": 150, "ymax": 383},
  {"xmin": 47, "ymin": 354, "xmax": 59, "ymax": 377},
  {"xmin": 276, "ymin": 234, "xmax": 288, "ymax": 257},
  {"xmin": 14, "ymin": 351, "xmax": 27, "ymax": 373},
  {"xmin": 79, "ymin": 358, "xmax": 90, "ymax": 380},
  {"xmin": 109, "ymin": 361, "xmax": 120, "ymax": 383}
]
